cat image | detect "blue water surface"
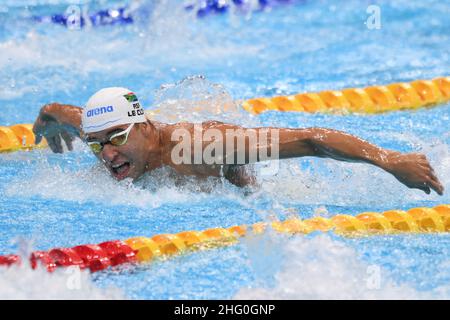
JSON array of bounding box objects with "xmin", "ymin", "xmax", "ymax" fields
[{"xmin": 0, "ymin": 0, "xmax": 449, "ymax": 299}]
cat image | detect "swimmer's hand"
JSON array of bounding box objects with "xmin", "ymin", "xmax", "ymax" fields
[
  {"xmin": 33, "ymin": 103, "xmax": 82, "ymax": 153},
  {"xmin": 386, "ymin": 152, "xmax": 444, "ymax": 195}
]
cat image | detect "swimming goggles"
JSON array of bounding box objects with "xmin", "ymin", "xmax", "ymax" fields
[{"xmin": 86, "ymin": 123, "xmax": 134, "ymax": 154}]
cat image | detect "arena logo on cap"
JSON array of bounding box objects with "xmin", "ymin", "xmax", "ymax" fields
[{"xmin": 86, "ymin": 105, "xmax": 114, "ymax": 117}]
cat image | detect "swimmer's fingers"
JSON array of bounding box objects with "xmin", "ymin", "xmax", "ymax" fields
[
  {"xmin": 32, "ymin": 117, "xmax": 46, "ymax": 145},
  {"xmin": 47, "ymin": 135, "xmax": 63, "ymax": 153},
  {"xmin": 427, "ymin": 174, "xmax": 444, "ymax": 195},
  {"xmin": 418, "ymin": 162, "xmax": 444, "ymax": 195},
  {"xmin": 391, "ymin": 153, "xmax": 444, "ymax": 196},
  {"xmin": 61, "ymin": 130, "xmax": 74, "ymax": 151},
  {"xmin": 34, "ymin": 119, "xmax": 74, "ymax": 152},
  {"xmin": 414, "ymin": 177, "xmax": 443, "ymax": 196},
  {"xmin": 46, "ymin": 136, "xmax": 58, "ymax": 153},
  {"xmin": 53, "ymin": 134, "xmax": 63, "ymax": 153},
  {"xmin": 33, "ymin": 105, "xmax": 63, "ymax": 145},
  {"xmin": 33, "ymin": 114, "xmax": 58, "ymax": 145},
  {"xmin": 34, "ymin": 132, "xmax": 43, "ymax": 145},
  {"xmin": 420, "ymin": 184, "xmax": 431, "ymax": 195}
]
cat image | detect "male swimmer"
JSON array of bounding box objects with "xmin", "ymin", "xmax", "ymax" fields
[{"xmin": 32, "ymin": 87, "xmax": 444, "ymax": 195}]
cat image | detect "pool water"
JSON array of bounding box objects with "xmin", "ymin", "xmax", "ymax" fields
[{"xmin": 0, "ymin": 0, "xmax": 449, "ymax": 299}]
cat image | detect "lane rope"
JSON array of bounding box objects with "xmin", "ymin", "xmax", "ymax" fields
[
  {"xmin": 0, "ymin": 124, "xmax": 47, "ymax": 153},
  {"xmin": 242, "ymin": 77, "xmax": 450, "ymax": 114},
  {"xmin": 32, "ymin": 0, "xmax": 296, "ymax": 28},
  {"xmin": 0, "ymin": 204, "xmax": 448, "ymax": 273}
]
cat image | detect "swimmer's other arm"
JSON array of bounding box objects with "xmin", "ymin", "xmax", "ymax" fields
[
  {"xmin": 205, "ymin": 123, "xmax": 444, "ymax": 195},
  {"xmin": 33, "ymin": 103, "xmax": 82, "ymax": 153}
]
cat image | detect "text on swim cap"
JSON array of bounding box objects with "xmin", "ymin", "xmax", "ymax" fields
[
  {"xmin": 86, "ymin": 105, "xmax": 114, "ymax": 117},
  {"xmin": 128, "ymin": 102, "xmax": 144, "ymax": 117}
]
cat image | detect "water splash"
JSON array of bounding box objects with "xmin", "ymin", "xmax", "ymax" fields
[
  {"xmin": 235, "ymin": 234, "xmax": 449, "ymax": 299},
  {"xmin": 148, "ymin": 75, "xmax": 258, "ymax": 125},
  {"xmin": 3, "ymin": 141, "xmax": 254, "ymax": 209},
  {"xmin": 3, "ymin": 129, "xmax": 448, "ymax": 211},
  {"xmin": 256, "ymin": 137, "xmax": 450, "ymax": 208}
]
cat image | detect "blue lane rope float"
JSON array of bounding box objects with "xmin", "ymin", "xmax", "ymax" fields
[
  {"xmin": 188, "ymin": 0, "xmax": 303, "ymax": 18},
  {"xmin": 32, "ymin": 6, "xmax": 134, "ymax": 28},
  {"xmin": 31, "ymin": 0, "xmax": 301, "ymax": 28}
]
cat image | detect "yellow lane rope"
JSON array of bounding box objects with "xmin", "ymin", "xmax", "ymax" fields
[
  {"xmin": 0, "ymin": 124, "xmax": 47, "ymax": 152},
  {"xmin": 126, "ymin": 204, "xmax": 450, "ymax": 263},
  {"xmin": 0, "ymin": 204, "xmax": 448, "ymax": 271},
  {"xmin": 242, "ymin": 77, "xmax": 450, "ymax": 114}
]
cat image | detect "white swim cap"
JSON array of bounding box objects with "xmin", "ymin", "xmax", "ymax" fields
[{"xmin": 82, "ymin": 87, "xmax": 147, "ymax": 133}]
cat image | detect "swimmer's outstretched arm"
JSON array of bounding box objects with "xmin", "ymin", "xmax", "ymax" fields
[
  {"xmin": 203, "ymin": 122, "xmax": 444, "ymax": 195},
  {"xmin": 33, "ymin": 103, "xmax": 82, "ymax": 153},
  {"xmin": 32, "ymin": 105, "xmax": 444, "ymax": 195}
]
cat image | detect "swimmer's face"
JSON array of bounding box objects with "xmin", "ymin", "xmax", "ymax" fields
[{"xmin": 85, "ymin": 124, "xmax": 148, "ymax": 181}]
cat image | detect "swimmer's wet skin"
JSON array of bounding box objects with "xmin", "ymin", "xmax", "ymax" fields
[{"xmin": 32, "ymin": 87, "xmax": 444, "ymax": 195}]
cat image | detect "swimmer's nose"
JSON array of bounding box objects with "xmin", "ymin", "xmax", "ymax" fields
[{"xmin": 101, "ymin": 143, "xmax": 119, "ymax": 164}]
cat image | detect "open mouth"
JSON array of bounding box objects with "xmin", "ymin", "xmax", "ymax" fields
[{"xmin": 110, "ymin": 162, "xmax": 131, "ymax": 180}]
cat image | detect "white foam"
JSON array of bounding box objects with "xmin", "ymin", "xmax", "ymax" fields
[
  {"xmin": 235, "ymin": 234, "xmax": 449, "ymax": 299},
  {"xmin": 3, "ymin": 142, "xmax": 255, "ymax": 209},
  {"xmin": 148, "ymin": 75, "xmax": 259, "ymax": 126},
  {"xmin": 0, "ymin": 1, "xmax": 263, "ymax": 100},
  {"xmin": 0, "ymin": 263, "xmax": 124, "ymax": 300},
  {"xmin": 4, "ymin": 156, "xmax": 193, "ymax": 208},
  {"xmin": 4, "ymin": 129, "xmax": 448, "ymax": 211},
  {"xmin": 256, "ymin": 137, "xmax": 450, "ymax": 207}
]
